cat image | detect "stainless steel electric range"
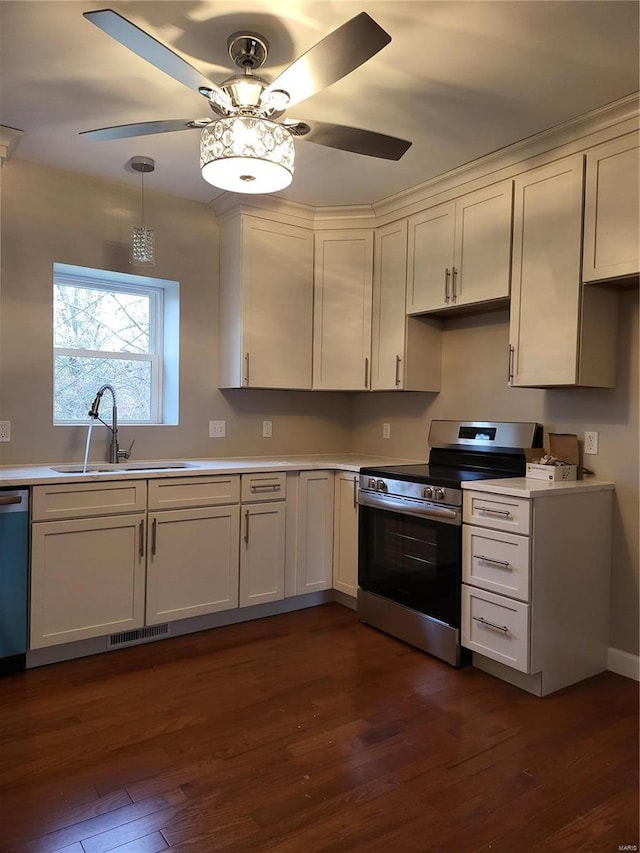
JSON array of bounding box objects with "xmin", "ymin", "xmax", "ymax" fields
[{"xmin": 357, "ymin": 420, "xmax": 542, "ymax": 666}]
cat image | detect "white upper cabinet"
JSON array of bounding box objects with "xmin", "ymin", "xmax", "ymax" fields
[
  {"xmin": 509, "ymin": 154, "xmax": 619, "ymax": 388},
  {"xmin": 371, "ymin": 219, "xmax": 441, "ymax": 391},
  {"xmin": 406, "ymin": 180, "xmax": 513, "ymax": 314},
  {"xmin": 582, "ymin": 132, "xmax": 640, "ymax": 283},
  {"xmin": 219, "ymin": 213, "xmax": 313, "ymax": 389},
  {"xmin": 313, "ymin": 229, "xmax": 374, "ymax": 390}
]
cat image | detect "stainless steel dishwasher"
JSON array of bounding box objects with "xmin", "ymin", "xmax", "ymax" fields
[{"xmin": 0, "ymin": 489, "xmax": 29, "ymax": 675}]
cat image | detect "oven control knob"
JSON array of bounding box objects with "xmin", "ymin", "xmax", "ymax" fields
[
  {"xmin": 376, "ymin": 479, "xmax": 388, "ymax": 492},
  {"xmin": 422, "ymin": 486, "xmax": 433, "ymax": 499},
  {"xmin": 434, "ymin": 488, "xmax": 445, "ymax": 500},
  {"xmin": 368, "ymin": 478, "xmax": 377, "ymax": 489}
]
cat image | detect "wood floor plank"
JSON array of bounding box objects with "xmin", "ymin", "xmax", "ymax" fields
[{"xmin": 0, "ymin": 603, "xmax": 636, "ymax": 853}]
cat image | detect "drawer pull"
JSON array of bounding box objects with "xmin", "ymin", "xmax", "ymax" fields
[
  {"xmin": 473, "ymin": 615, "xmax": 509, "ymax": 634},
  {"xmin": 250, "ymin": 483, "xmax": 281, "ymax": 493},
  {"xmin": 353, "ymin": 475, "xmax": 358, "ymax": 510},
  {"xmin": 476, "ymin": 554, "xmax": 512, "ymax": 569},
  {"xmin": 479, "ymin": 507, "xmax": 512, "ymax": 518}
]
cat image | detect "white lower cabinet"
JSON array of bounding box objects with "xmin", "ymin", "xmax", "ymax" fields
[
  {"xmin": 295, "ymin": 470, "xmax": 334, "ymax": 594},
  {"xmin": 332, "ymin": 472, "xmax": 359, "ymax": 598},
  {"xmin": 240, "ymin": 501, "xmax": 286, "ymax": 606},
  {"xmin": 30, "ymin": 512, "xmax": 147, "ymax": 649},
  {"xmin": 146, "ymin": 505, "xmax": 240, "ymax": 625},
  {"xmin": 239, "ymin": 472, "xmax": 286, "ymax": 607},
  {"xmin": 462, "ymin": 484, "xmax": 613, "ymax": 696}
]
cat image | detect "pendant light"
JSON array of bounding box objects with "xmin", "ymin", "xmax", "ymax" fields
[{"xmin": 129, "ymin": 156, "xmax": 155, "ymax": 265}]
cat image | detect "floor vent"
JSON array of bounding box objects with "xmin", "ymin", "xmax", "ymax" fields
[{"xmin": 108, "ymin": 623, "xmax": 170, "ymax": 648}]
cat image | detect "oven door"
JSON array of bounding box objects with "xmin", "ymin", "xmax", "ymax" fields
[{"xmin": 358, "ymin": 491, "xmax": 462, "ymax": 629}]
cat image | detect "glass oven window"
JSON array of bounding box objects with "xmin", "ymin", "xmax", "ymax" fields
[{"xmin": 358, "ymin": 506, "xmax": 461, "ymax": 627}]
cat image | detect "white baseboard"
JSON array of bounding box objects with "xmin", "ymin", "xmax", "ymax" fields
[{"xmin": 608, "ymin": 647, "xmax": 640, "ymax": 681}]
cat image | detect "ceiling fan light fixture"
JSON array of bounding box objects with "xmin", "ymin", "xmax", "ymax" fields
[{"xmin": 200, "ymin": 117, "xmax": 294, "ymax": 194}]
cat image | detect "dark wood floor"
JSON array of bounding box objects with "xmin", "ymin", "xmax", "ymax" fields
[{"xmin": 0, "ymin": 603, "xmax": 637, "ymax": 853}]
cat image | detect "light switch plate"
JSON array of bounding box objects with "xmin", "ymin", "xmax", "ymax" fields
[
  {"xmin": 383, "ymin": 423, "xmax": 391, "ymax": 439},
  {"xmin": 263, "ymin": 420, "xmax": 273, "ymax": 438},
  {"xmin": 0, "ymin": 421, "xmax": 11, "ymax": 442},
  {"xmin": 209, "ymin": 420, "xmax": 226, "ymax": 438}
]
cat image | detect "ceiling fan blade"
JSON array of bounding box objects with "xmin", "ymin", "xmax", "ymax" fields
[
  {"xmin": 84, "ymin": 9, "xmax": 230, "ymax": 106},
  {"xmin": 262, "ymin": 12, "xmax": 391, "ymax": 109},
  {"xmin": 288, "ymin": 120, "xmax": 411, "ymax": 161},
  {"xmin": 80, "ymin": 119, "xmax": 206, "ymax": 141}
]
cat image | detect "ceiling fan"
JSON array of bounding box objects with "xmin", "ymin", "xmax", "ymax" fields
[{"xmin": 80, "ymin": 8, "xmax": 412, "ymax": 194}]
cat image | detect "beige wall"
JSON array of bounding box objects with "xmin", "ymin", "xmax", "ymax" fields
[
  {"xmin": 352, "ymin": 298, "xmax": 639, "ymax": 657},
  {"xmin": 0, "ymin": 160, "xmax": 352, "ymax": 466}
]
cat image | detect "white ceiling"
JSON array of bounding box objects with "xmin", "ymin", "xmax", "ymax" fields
[{"xmin": 1, "ymin": 1, "xmax": 638, "ymax": 208}]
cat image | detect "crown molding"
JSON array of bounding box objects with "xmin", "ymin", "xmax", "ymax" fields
[
  {"xmin": 313, "ymin": 204, "xmax": 376, "ymax": 231},
  {"xmin": 0, "ymin": 126, "xmax": 23, "ymax": 162},
  {"xmin": 373, "ymin": 92, "xmax": 640, "ymax": 223},
  {"xmin": 208, "ymin": 192, "xmax": 316, "ymax": 228}
]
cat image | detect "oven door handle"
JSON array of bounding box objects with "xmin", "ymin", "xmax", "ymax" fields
[{"xmin": 358, "ymin": 490, "xmax": 461, "ymax": 523}]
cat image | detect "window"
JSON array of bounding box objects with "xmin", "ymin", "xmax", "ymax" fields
[{"xmin": 53, "ymin": 264, "xmax": 179, "ymax": 424}]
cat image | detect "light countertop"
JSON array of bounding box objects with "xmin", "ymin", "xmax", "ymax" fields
[
  {"xmin": 0, "ymin": 454, "xmax": 422, "ymax": 488},
  {"xmin": 461, "ymin": 477, "xmax": 615, "ymax": 498}
]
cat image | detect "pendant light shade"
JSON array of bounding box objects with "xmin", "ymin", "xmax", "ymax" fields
[
  {"xmin": 200, "ymin": 117, "xmax": 294, "ymax": 195},
  {"xmin": 129, "ymin": 156, "xmax": 155, "ymax": 265}
]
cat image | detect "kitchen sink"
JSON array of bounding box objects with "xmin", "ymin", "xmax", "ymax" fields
[{"xmin": 51, "ymin": 462, "xmax": 201, "ymax": 474}]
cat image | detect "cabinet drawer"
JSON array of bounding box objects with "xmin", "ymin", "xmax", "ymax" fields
[
  {"xmin": 241, "ymin": 472, "xmax": 287, "ymax": 502},
  {"xmin": 32, "ymin": 481, "xmax": 147, "ymax": 521},
  {"xmin": 147, "ymin": 475, "xmax": 240, "ymax": 510},
  {"xmin": 463, "ymin": 525, "xmax": 530, "ymax": 601},
  {"xmin": 463, "ymin": 491, "xmax": 531, "ymax": 534},
  {"xmin": 462, "ymin": 585, "xmax": 530, "ymax": 673}
]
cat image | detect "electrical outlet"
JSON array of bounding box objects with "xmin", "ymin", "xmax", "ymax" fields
[
  {"xmin": 382, "ymin": 422, "xmax": 391, "ymax": 439},
  {"xmin": 584, "ymin": 431, "xmax": 599, "ymax": 455},
  {"xmin": 263, "ymin": 420, "xmax": 273, "ymax": 438},
  {"xmin": 209, "ymin": 420, "xmax": 226, "ymax": 438},
  {"xmin": 0, "ymin": 421, "xmax": 11, "ymax": 442}
]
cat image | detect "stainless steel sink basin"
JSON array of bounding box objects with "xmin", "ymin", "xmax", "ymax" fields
[{"xmin": 51, "ymin": 462, "xmax": 200, "ymax": 474}]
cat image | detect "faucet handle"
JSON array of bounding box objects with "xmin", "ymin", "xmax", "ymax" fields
[{"xmin": 117, "ymin": 439, "xmax": 135, "ymax": 461}]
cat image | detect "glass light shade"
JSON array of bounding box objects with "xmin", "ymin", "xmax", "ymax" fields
[
  {"xmin": 130, "ymin": 226, "xmax": 155, "ymax": 265},
  {"xmin": 200, "ymin": 117, "xmax": 294, "ymax": 194}
]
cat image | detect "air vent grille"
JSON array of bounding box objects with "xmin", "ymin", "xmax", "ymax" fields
[{"xmin": 108, "ymin": 623, "xmax": 169, "ymax": 648}]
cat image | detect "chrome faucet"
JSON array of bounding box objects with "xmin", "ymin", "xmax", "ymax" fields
[{"xmin": 88, "ymin": 384, "xmax": 134, "ymax": 464}]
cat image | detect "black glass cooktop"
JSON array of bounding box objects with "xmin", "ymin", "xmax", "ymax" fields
[{"xmin": 360, "ymin": 463, "xmax": 520, "ymax": 488}]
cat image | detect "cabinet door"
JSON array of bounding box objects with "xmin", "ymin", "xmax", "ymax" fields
[
  {"xmin": 146, "ymin": 506, "xmax": 240, "ymax": 625},
  {"xmin": 332, "ymin": 472, "xmax": 359, "ymax": 598},
  {"xmin": 30, "ymin": 514, "xmax": 146, "ymax": 649},
  {"xmin": 371, "ymin": 220, "xmax": 408, "ymax": 389},
  {"xmin": 371, "ymin": 220, "xmax": 442, "ymax": 391},
  {"xmin": 313, "ymin": 230, "xmax": 374, "ymax": 390},
  {"xmin": 509, "ymin": 154, "xmax": 585, "ymax": 386},
  {"xmin": 583, "ymin": 133, "xmax": 640, "ymax": 282},
  {"xmin": 406, "ymin": 202, "xmax": 455, "ymax": 313},
  {"xmin": 296, "ymin": 471, "xmax": 334, "ymax": 594},
  {"xmin": 219, "ymin": 214, "xmax": 313, "ymax": 389},
  {"xmin": 239, "ymin": 501, "xmax": 285, "ymax": 606},
  {"xmin": 453, "ymin": 180, "xmax": 513, "ymax": 307}
]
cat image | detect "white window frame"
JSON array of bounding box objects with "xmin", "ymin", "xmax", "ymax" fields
[{"xmin": 53, "ymin": 264, "xmax": 179, "ymax": 426}]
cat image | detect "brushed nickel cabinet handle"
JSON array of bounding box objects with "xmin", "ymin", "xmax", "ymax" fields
[
  {"xmin": 364, "ymin": 357, "xmax": 369, "ymax": 389},
  {"xmin": 476, "ymin": 554, "xmax": 511, "ymax": 569},
  {"xmin": 151, "ymin": 517, "xmax": 157, "ymax": 556},
  {"xmin": 479, "ymin": 507, "xmax": 512, "ymax": 518},
  {"xmin": 508, "ymin": 344, "xmax": 515, "ymax": 383},
  {"xmin": 353, "ymin": 476, "xmax": 358, "ymax": 509},
  {"xmin": 139, "ymin": 520, "xmax": 145, "ymax": 558},
  {"xmin": 244, "ymin": 352, "xmax": 250, "ymax": 386},
  {"xmin": 473, "ymin": 616, "xmax": 509, "ymax": 634},
  {"xmin": 452, "ymin": 266, "xmax": 458, "ymax": 302},
  {"xmin": 444, "ymin": 268, "xmax": 451, "ymax": 303},
  {"xmin": 244, "ymin": 509, "xmax": 250, "ymax": 545},
  {"xmin": 395, "ymin": 354, "xmax": 402, "ymax": 387},
  {"xmin": 250, "ymin": 483, "xmax": 281, "ymax": 493}
]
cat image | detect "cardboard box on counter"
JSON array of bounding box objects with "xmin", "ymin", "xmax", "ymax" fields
[{"xmin": 525, "ymin": 433, "xmax": 579, "ymax": 481}]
